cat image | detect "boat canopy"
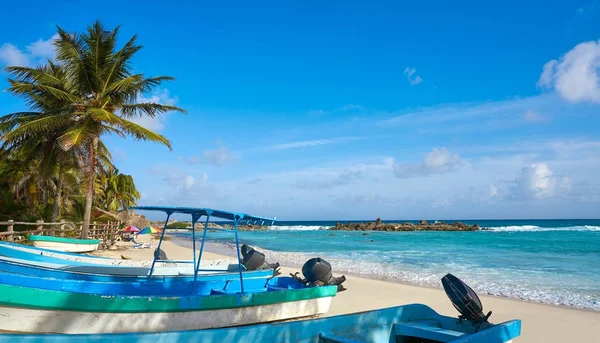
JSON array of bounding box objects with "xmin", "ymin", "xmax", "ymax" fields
[
  {"xmin": 131, "ymin": 206, "xmax": 275, "ymax": 223},
  {"xmin": 130, "ymin": 206, "xmax": 276, "ymax": 293}
]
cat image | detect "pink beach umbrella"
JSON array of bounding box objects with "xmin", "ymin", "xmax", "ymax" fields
[{"xmin": 121, "ymin": 225, "xmax": 140, "ymax": 233}]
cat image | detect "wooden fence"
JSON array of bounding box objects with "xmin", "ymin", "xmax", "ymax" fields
[{"xmin": 0, "ymin": 220, "xmax": 122, "ymax": 247}]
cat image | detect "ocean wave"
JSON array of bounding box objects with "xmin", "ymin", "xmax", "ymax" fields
[
  {"xmin": 207, "ymin": 242, "xmax": 600, "ymax": 311},
  {"xmin": 486, "ymin": 225, "xmax": 600, "ymax": 232},
  {"xmin": 268, "ymin": 225, "xmax": 330, "ymax": 231}
]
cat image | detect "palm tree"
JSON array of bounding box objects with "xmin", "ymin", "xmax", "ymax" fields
[
  {"xmin": 1, "ymin": 21, "xmax": 185, "ymax": 237},
  {"xmin": 96, "ymin": 167, "xmax": 140, "ymax": 212}
]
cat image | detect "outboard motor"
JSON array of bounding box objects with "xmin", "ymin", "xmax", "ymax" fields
[
  {"xmin": 441, "ymin": 273, "xmax": 492, "ymax": 328},
  {"xmin": 240, "ymin": 244, "xmax": 281, "ymax": 275},
  {"xmin": 292, "ymin": 257, "xmax": 346, "ymax": 291},
  {"xmin": 154, "ymin": 248, "xmax": 168, "ymax": 260}
]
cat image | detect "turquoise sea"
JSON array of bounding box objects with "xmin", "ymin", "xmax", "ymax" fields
[{"xmin": 177, "ymin": 219, "xmax": 600, "ymax": 311}]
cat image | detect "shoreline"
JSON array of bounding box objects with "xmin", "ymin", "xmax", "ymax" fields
[
  {"xmin": 98, "ymin": 237, "xmax": 600, "ymax": 342},
  {"xmin": 196, "ymin": 240, "xmax": 600, "ymax": 315}
]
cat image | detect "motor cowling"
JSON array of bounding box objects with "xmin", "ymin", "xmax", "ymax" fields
[
  {"xmin": 441, "ymin": 273, "xmax": 492, "ymax": 327},
  {"xmin": 240, "ymin": 244, "xmax": 280, "ymax": 274},
  {"xmin": 294, "ymin": 257, "xmax": 346, "ymax": 291}
]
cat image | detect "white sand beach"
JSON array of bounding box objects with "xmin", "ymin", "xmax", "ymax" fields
[{"xmin": 97, "ymin": 238, "xmax": 600, "ymax": 342}]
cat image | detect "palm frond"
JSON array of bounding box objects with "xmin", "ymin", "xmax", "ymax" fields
[
  {"xmin": 7, "ymin": 80, "xmax": 80, "ymax": 103},
  {"xmin": 119, "ymin": 102, "xmax": 186, "ymax": 118},
  {"xmin": 114, "ymin": 116, "xmax": 172, "ymax": 150}
]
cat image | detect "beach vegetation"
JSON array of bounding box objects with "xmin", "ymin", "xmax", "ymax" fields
[{"xmin": 0, "ymin": 21, "xmax": 184, "ymax": 237}]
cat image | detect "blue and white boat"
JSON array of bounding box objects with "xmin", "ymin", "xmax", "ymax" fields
[
  {"xmin": 0, "ymin": 207, "xmax": 280, "ymax": 279},
  {"xmin": 0, "ymin": 253, "xmax": 274, "ymax": 279},
  {"xmin": 0, "ymin": 294, "xmax": 521, "ymax": 342},
  {"xmin": 0, "ymin": 240, "xmax": 235, "ymax": 269}
]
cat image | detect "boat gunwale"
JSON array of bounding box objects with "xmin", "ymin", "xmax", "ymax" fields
[
  {"xmin": 0, "ymin": 282, "xmax": 338, "ymax": 313},
  {"xmin": 28, "ymin": 235, "xmax": 101, "ymax": 245}
]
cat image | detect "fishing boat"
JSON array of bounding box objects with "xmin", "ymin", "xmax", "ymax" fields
[
  {"xmin": 0, "ymin": 275, "xmax": 521, "ymax": 342},
  {"xmin": 0, "ymin": 206, "xmax": 344, "ymax": 334},
  {"xmin": 0, "ymin": 241, "xmax": 187, "ymax": 267},
  {"xmin": 28, "ymin": 234, "xmax": 100, "ymax": 253},
  {"xmin": 0, "ymin": 254, "xmax": 275, "ymax": 281}
]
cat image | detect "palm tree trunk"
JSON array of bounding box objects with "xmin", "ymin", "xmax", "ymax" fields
[
  {"xmin": 81, "ymin": 137, "xmax": 98, "ymax": 239},
  {"xmin": 51, "ymin": 161, "xmax": 64, "ymax": 222}
]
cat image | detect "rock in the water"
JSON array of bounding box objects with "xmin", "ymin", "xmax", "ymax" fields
[{"xmin": 329, "ymin": 219, "xmax": 480, "ymax": 232}]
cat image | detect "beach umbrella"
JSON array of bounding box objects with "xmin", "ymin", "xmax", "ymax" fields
[
  {"xmin": 122, "ymin": 225, "xmax": 140, "ymax": 233},
  {"xmin": 139, "ymin": 226, "xmax": 162, "ymax": 235}
]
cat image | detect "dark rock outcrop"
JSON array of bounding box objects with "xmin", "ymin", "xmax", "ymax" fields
[{"xmin": 330, "ymin": 220, "xmax": 480, "ymax": 232}]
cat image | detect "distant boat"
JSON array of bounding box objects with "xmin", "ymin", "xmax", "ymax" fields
[{"xmin": 28, "ymin": 235, "xmax": 100, "ymax": 253}]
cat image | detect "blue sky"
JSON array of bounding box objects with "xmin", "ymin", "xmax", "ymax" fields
[{"xmin": 1, "ymin": 1, "xmax": 599, "ymax": 220}]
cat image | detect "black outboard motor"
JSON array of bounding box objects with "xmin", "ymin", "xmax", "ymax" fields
[
  {"xmin": 154, "ymin": 248, "xmax": 168, "ymax": 260},
  {"xmin": 441, "ymin": 273, "xmax": 492, "ymax": 328},
  {"xmin": 240, "ymin": 244, "xmax": 281, "ymax": 275},
  {"xmin": 292, "ymin": 257, "xmax": 346, "ymax": 291}
]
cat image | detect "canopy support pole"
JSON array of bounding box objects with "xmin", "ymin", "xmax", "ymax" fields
[
  {"xmin": 195, "ymin": 211, "xmax": 212, "ymax": 278},
  {"xmin": 191, "ymin": 213, "xmax": 200, "ymax": 283},
  {"xmin": 148, "ymin": 211, "xmax": 172, "ymax": 279},
  {"xmin": 234, "ymin": 215, "xmax": 245, "ymax": 293}
]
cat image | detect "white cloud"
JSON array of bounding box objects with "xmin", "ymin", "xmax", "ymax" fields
[
  {"xmin": 204, "ymin": 146, "xmax": 234, "ymax": 167},
  {"xmin": 537, "ymin": 40, "xmax": 600, "ymax": 103},
  {"xmin": 523, "ymin": 110, "xmax": 547, "ymax": 123},
  {"xmin": 0, "ymin": 34, "xmax": 58, "ymax": 67},
  {"xmin": 131, "ymin": 89, "xmax": 178, "ymax": 132},
  {"xmin": 252, "ymin": 137, "xmax": 363, "ymax": 152},
  {"xmin": 187, "ymin": 156, "xmax": 202, "ymax": 165},
  {"xmin": 26, "ymin": 34, "xmax": 59, "ymax": 60},
  {"xmin": 404, "ymin": 67, "xmax": 423, "ymax": 85},
  {"xmin": 376, "ymin": 94, "xmax": 554, "ymax": 133},
  {"xmin": 184, "ymin": 175, "xmax": 195, "ymax": 190},
  {"xmin": 296, "ymin": 168, "xmax": 364, "ymax": 190},
  {"xmin": 0, "ymin": 44, "xmax": 30, "ymax": 66},
  {"xmin": 394, "ymin": 148, "xmax": 464, "ymax": 178},
  {"xmin": 431, "ymin": 198, "xmax": 449, "ymax": 209},
  {"xmin": 510, "ymin": 163, "xmax": 570, "ymax": 199},
  {"xmin": 489, "ymin": 184, "xmax": 498, "ymax": 198}
]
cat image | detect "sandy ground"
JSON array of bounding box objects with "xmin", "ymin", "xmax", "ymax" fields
[{"xmin": 97, "ymin": 238, "xmax": 600, "ymax": 342}]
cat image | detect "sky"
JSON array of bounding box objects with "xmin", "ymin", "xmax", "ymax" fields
[{"xmin": 0, "ymin": 1, "xmax": 599, "ymax": 220}]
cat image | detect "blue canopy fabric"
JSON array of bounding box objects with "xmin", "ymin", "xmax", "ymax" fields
[{"xmin": 130, "ymin": 206, "xmax": 275, "ymax": 223}]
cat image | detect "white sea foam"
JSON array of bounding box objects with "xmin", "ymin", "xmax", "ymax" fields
[
  {"xmin": 207, "ymin": 241, "xmax": 600, "ymax": 311},
  {"xmin": 487, "ymin": 225, "xmax": 600, "ymax": 232},
  {"xmin": 268, "ymin": 225, "xmax": 330, "ymax": 231}
]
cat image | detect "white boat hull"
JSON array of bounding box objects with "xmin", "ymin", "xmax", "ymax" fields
[
  {"xmin": 0, "ymin": 255, "xmax": 245, "ymax": 276},
  {"xmin": 31, "ymin": 241, "xmax": 98, "ymax": 253},
  {"xmin": 1, "ymin": 242, "xmax": 237, "ymax": 269},
  {"xmin": 0, "ymin": 297, "xmax": 333, "ymax": 334}
]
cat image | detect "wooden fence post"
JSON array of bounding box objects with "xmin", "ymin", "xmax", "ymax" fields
[
  {"xmin": 7, "ymin": 220, "xmax": 14, "ymax": 242},
  {"xmin": 49, "ymin": 220, "xmax": 55, "ymax": 236},
  {"xmin": 60, "ymin": 220, "xmax": 65, "ymax": 237},
  {"xmin": 92, "ymin": 221, "xmax": 97, "ymax": 239},
  {"xmin": 36, "ymin": 220, "xmax": 44, "ymax": 235}
]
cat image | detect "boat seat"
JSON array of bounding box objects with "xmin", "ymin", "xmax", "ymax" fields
[
  {"xmin": 393, "ymin": 321, "xmax": 465, "ymax": 343},
  {"xmin": 319, "ymin": 332, "xmax": 366, "ymax": 343}
]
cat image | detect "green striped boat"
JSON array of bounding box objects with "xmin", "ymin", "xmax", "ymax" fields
[{"xmin": 0, "ymin": 282, "xmax": 338, "ymax": 334}]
